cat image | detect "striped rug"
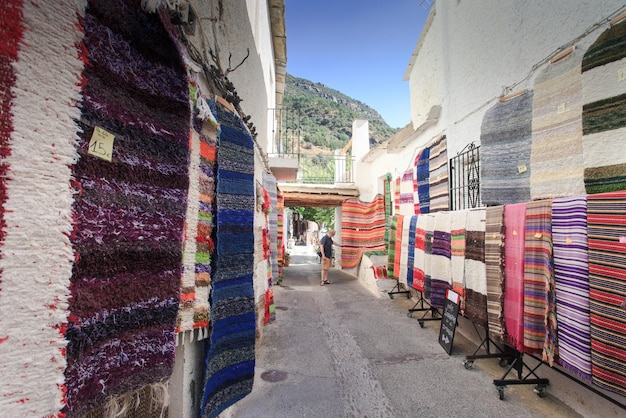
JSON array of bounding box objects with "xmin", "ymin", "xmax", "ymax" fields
[
  {"xmin": 480, "ymin": 91, "xmax": 533, "ymax": 205},
  {"xmin": 486, "ymin": 206, "xmax": 506, "ymax": 342},
  {"xmin": 393, "ymin": 214, "xmax": 405, "ymax": 281},
  {"xmin": 553, "ymin": 195, "xmax": 591, "ymax": 381},
  {"xmin": 423, "ymin": 214, "xmax": 435, "ymax": 300},
  {"xmin": 387, "ymin": 216, "xmax": 398, "ymax": 279},
  {"xmin": 428, "ymin": 136, "xmax": 449, "ymax": 212},
  {"xmin": 263, "ymin": 171, "xmax": 279, "ymax": 282},
  {"xmin": 394, "ymin": 176, "xmax": 401, "ymax": 212},
  {"xmin": 398, "ymin": 214, "xmax": 412, "ymax": 286},
  {"xmin": 504, "ymin": 203, "xmax": 527, "ymax": 352},
  {"xmin": 530, "ymin": 48, "xmax": 585, "ymax": 200},
  {"xmin": 0, "ymin": 1, "xmax": 86, "ymax": 416},
  {"xmin": 587, "ymin": 191, "xmax": 626, "ymax": 397},
  {"xmin": 582, "ymin": 20, "xmax": 626, "ymax": 194},
  {"xmin": 66, "ymin": 2, "xmax": 190, "ymax": 415},
  {"xmin": 384, "ymin": 173, "xmax": 392, "ymax": 248},
  {"xmin": 451, "ymin": 210, "xmax": 468, "ymax": 309},
  {"xmin": 464, "ymin": 209, "xmax": 487, "ymax": 326},
  {"xmin": 201, "ymin": 101, "xmax": 256, "ymax": 417},
  {"xmin": 417, "ymin": 147, "xmax": 431, "ymax": 214},
  {"xmin": 407, "ymin": 215, "xmax": 418, "ymax": 288},
  {"xmin": 399, "ymin": 168, "xmax": 415, "ymax": 215},
  {"xmin": 412, "ymin": 215, "xmax": 428, "ymax": 292},
  {"xmin": 277, "ymin": 191, "xmax": 285, "ymax": 276},
  {"xmin": 413, "ymin": 153, "xmax": 422, "ymax": 214},
  {"xmin": 430, "ymin": 212, "xmax": 452, "ymax": 308},
  {"xmin": 523, "ymin": 200, "xmax": 557, "ymax": 365},
  {"xmin": 341, "ymin": 196, "xmax": 386, "ymax": 270}
]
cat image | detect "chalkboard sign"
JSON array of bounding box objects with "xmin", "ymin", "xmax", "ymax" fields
[{"xmin": 439, "ymin": 290, "xmax": 460, "ymax": 355}]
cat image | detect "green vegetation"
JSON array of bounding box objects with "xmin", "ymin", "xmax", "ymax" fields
[
  {"xmin": 292, "ymin": 206, "xmax": 335, "ymax": 230},
  {"xmin": 284, "ymin": 73, "xmax": 399, "ymax": 151}
]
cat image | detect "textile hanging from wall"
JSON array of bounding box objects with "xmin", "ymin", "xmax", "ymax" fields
[
  {"xmin": 530, "ymin": 48, "xmax": 585, "ymax": 200},
  {"xmin": 399, "ymin": 169, "xmax": 415, "ymax": 215},
  {"xmin": 423, "ymin": 214, "xmax": 435, "ymax": 299},
  {"xmin": 464, "ymin": 209, "xmax": 487, "ymax": 326},
  {"xmin": 277, "ymin": 191, "xmax": 285, "ymax": 276},
  {"xmin": 413, "ymin": 152, "xmax": 422, "ymax": 215},
  {"xmin": 398, "ymin": 214, "xmax": 412, "ymax": 286},
  {"xmin": 412, "ymin": 215, "xmax": 428, "ymax": 292},
  {"xmin": 201, "ymin": 101, "xmax": 256, "ymax": 417},
  {"xmin": 0, "ymin": 1, "xmax": 86, "ymax": 416},
  {"xmin": 430, "ymin": 212, "xmax": 452, "ymax": 308},
  {"xmin": 263, "ymin": 172, "xmax": 279, "ymax": 282},
  {"xmin": 581, "ymin": 21, "xmax": 626, "ymax": 194},
  {"xmin": 66, "ymin": 2, "xmax": 190, "ymax": 416},
  {"xmin": 393, "ymin": 215, "xmax": 405, "ymax": 280},
  {"xmin": 450, "ymin": 210, "xmax": 468, "ymax": 308},
  {"xmin": 383, "ymin": 173, "xmax": 392, "ymax": 248},
  {"xmin": 485, "ymin": 206, "xmax": 506, "ymax": 342},
  {"xmin": 387, "ymin": 216, "xmax": 398, "ymax": 279},
  {"xmin": 406, "ymin": 215, "xmax": 418, "ymax": 288},
  {"xmin": 341, "ymin": 196, "xmax": 386, "ymax": 270},
  {"xmin": 177, "ymin": 112, "xmax": 217, "ymax": 339},
  {"xmin": 553, "ymin": 195, "xmax": 591, "ymax": 381},
  {"xmin": 428, "ymin": 136, "xmax": 450, "ymax": 212},
  {"xmin": 417, "ymin": 148, "xmax": 431, "ymax": 214},
  {"xmin": 394, "ymin": 176, "xmax": 401, "ymax": 212},
  {"xmin": 523, "ymin": 200, "xmax": 557, "ymax": 365},
  {"xmin": 504, "ymin": 203, "xmax": 527, "ymax": 352},
  {"xmin": 480, "ymin": 91, "xmax": 534, "ymax": 206},
  {"xmin": 371, "ymin": 265, "xmax": 388, "ymax": 279},
  {"xmin": 587, "ymin": 190, "xmax": 626, "ymax": 397}
]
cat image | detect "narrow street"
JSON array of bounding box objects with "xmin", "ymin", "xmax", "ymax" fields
[{"xmin": 226, "ymin": 246, "xmax": 581, "ymax": 418}]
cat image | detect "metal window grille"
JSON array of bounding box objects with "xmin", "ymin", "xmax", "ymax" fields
[{"xmin": 449, "ymin": 143, "xmax": 481, "ymax": 210}]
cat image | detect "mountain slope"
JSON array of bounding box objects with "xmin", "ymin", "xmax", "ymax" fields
[{"xmin": 284, "ymin": 73, "xmax": 398, "ymax": 152}]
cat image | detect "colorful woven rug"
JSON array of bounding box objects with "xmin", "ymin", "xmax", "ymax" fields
[
  {"xmin": 480, "ymin": 91, "xmax": 533, "ymax": 205},
  {"xmin": 423, "ymin": 214, "xmax": 435, "ymax": 300},
  {"xmin": 464, "ymin": 209, "xmax": 487, "ymax": 326},
  {"xmin": 430, "ymin": 212, "xmax": 452, "ymax": 308},
  {"xmin": 523, "ymin": 200, "xmax": 557, "ymax": 365},
  {"xmin": 0, "ymin": 1, "xmax": 86, "ymax": 416},
  {"xmin": 394, "ymin": 176, "xmax": 401, "ymax": 212},
  {"xmin": 371, "ymin": 265, "xmax": 388, "ymax": 279},
  {"xmin": 504, "ymin": 203, "xmax": 527, "ymax": 352},
  {"xmin": 201, "ymin": 102, "xmax": 256, "ymax": 417},
  {"xmin": 387, "ymin": 215, "xmax": 398, "ymax": 279},
  {"xmin": 450, "ymin": 210, "xmax": 468, "ymax": 308},
  {"xmin": 398, "ymin": 214, "xmax": 411, "ymax": 286},
  {"xmin": 341, "ymin": 195, "xmax": 386, "ymax": 269},
  {"xmin": 413, "ymin": 152, "xmax": 421, "ymax": 214},
  {"xmin": 393, "ymin": 215, "xmax": 405, "ymax": 281},
  {"xmin": 581, "ymin": 21, "xmax": 626, "ymax": 194},
  {"xmin": 412, "ymin": 215, "xmax": 428, "ymax": 292},
  {"xmin": 263, "ymin": 171, "xmax": 279, "ymax": 282},
  {"xmin": 176, "ymin": 111, "xmax": 218, "ymax": 342},
  {"xmin": 485, "ymin": 206, "xmax": 506, "ymax": 342},
  {"xmin": 587, "ymin": 190, "xmax": 626, "ymax": 397},
  {"xmin": 530, "ymin": 48, "xmax": 585, "ymax": 200},
  {"xmin": 406, "ymin": 215, "xmax": 418, "ymax": 288},
  {"xmin": 553, "ymin": 195, "xmax": 591, "ymax": 381},
  {"xmin": 417, "ymin": 147, "xmax": 431, "ymax": 213},
  {"xmin": 384, "ymin": 173, "xmax": 392, "ymax": 247},
  {"xmin": 399, "ymin": 168, "xmax": 415, "ymax": 215},
  {"xmin": 66, "ymin": 2, "xmax": 190, "ymax": 415},
  {"xmin": 277, "ymin": 191, "xmax": 285, "ymax": 277},
  {"xmin": 428, "ymin": 136, "xmax": 449, "ymax": 212}
]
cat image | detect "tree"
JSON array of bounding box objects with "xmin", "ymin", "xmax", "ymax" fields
[{"xmin": 291, "ymin": 206, "xmax": 334, "ymax": 230}]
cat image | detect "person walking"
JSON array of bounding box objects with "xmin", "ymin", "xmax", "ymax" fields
[{"xmin": 320, "ymin": 229, "xmax": 340, "ymax": 285}]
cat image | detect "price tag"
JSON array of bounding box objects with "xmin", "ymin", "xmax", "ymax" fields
[
  {"xmin": 620, "ymin": 236, "xmax": 626, "ymax": 244},
  {"xmin": 517, "ymin": 164, "xmax": 528, "ymax": 174},
  {"xmin": 566, "ymin": 237, "xmax": 573, "ymax": 244},
  {"xmin": 88, "ymin": 126, "xmax": 115, "ymax": 162}
]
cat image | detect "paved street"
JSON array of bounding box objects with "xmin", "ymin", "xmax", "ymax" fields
[{"xmin": 226, "ymin": 245, "xmax": 581, "ymax": 418}]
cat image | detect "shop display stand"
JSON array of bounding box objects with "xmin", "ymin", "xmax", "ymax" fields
[
  {"xmin": 387, "ymin": 281, "xmax": 411, "ymax": 299},
  {"xmin": 406, "ymin": 290, "xmax": 442, "ymax": 328},
  {"xmin": 462, "ymin": 322, "xmax": 515, "ymax": 370},
  {"xmin": 492, "ymin": 349, "xmax": 549, "ymax": 400}
]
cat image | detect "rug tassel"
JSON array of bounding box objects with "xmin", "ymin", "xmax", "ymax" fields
[
  {"xmin": 103, "ymin": 382, "xmax": 170, "ymax": 418},
  {"xmin": 141, "ymin": 0, "xmax": 166, "ymax": 13}
]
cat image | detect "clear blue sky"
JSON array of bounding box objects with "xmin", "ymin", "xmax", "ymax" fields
[{"xmin": 284, "ymin": 0, "xmax": 430, "ymax": 129}]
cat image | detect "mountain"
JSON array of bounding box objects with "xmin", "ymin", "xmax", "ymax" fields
[{"xmin": 283, "ymin": 73, "xmax": 399, "ymax": 152}]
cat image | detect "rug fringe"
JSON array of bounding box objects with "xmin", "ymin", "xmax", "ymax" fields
[
  {"xmin": 141, "ymin": 0, "xmax": 166, "ymax": 13},
  {"xmin": 103, "ymin": 382, "xmax": 170, "ymax": 418}
]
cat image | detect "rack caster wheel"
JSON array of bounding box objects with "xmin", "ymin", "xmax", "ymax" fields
[
  {"xmin": 406, "ymin": 292, "xmax": 411, "ymax": 299},
  {"xmin": 499, "ymin": 358, "xmax": 509, "ymax": 368},
  {"xmin": 496, "ymin": 386, "xmax": 505, "ymax": 400},
  {"xmin": 534, "ymin": 385, "xmax": 547, "ymax": 398},
  {"xmin": 463, "ymin": 360, "xmax": 473, "ymax": 370},
  {"xmin": 418, "ymin": 320, "xmax": 424, "ymax": 328},
  {"xmin": 407, "ymin": 312, "xmax": 413, "ymax": 318}
]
